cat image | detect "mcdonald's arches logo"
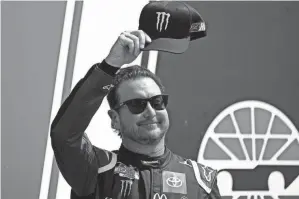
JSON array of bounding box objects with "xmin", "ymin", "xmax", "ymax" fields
[{"xmin": 153, "ymin": 193, "xmax": 167, "ymax": 199}]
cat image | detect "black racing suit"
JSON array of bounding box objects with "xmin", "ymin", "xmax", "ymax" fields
[{"xmin": 51, "ymin": 61, "xmax": 222, "ymax": 199}]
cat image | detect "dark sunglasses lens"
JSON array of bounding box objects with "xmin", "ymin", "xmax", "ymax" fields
[
  {"xmin": 126, "ymin": 99, "xmax": 147, "ymax": 114},
  {"xmin": 150, "ymin": 95, "xmax": 168, "ymax": 110},
  {"xmin": 125, "ymin": 95, "xmax": 168, "ymax": 114}
]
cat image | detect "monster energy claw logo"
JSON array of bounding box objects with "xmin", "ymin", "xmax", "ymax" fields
[
  {"xmin": 120, "ymin": 180, "xmax": 133, "ymax": 197},
  {"xmin": 156, "ymin": 12, "xmax": 170, "ymax": 32}
]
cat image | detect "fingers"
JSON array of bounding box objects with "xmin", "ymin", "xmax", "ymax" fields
[
  {"xmin": 143, "ymin": 31, "xmax": 152, "ymax": 43},
  {"xmin": 131, "ymin": 30, "xmax": 152, "ymax": 47},
  {"xmin": 119, "ymin": 32, "xmax": 134, "ymax": 54},
  {"xmin": 119, "ymin": 30, "xmax": 152, "ymax": 56},
  {"xmin": 123, "ymin": 31, "xmax": 140, "ymax": 56},
  {"xmin": 130, "ymin": 30, "xmax": 145, "ymax": 49}
]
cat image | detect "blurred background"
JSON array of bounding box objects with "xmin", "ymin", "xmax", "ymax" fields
[{"xmin": 2, "ymin": 1, "xmax": 299, "ymax": 199}]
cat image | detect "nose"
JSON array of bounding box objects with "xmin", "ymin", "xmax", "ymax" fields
[{"xmin": 143, "ymin": 102, "xmax": 156, "ymax": 118}]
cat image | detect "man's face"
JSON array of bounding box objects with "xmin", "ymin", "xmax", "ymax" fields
[{"xmin": 116, "ymin": 77, "xmax": 169, "ymax": 145}]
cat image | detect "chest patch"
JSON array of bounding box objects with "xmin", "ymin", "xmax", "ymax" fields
[
  {"xmin": 114, "ymin": 162, "xmax": 139, "ymax": 180},
  {"xmin": 162, "ymin": 171, "xmax": 187, "ymax": 194}
]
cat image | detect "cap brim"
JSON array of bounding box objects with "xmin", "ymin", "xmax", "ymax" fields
[{"xmin": 141, "ymin": 37, "xmax": 190, "ymax": 54}]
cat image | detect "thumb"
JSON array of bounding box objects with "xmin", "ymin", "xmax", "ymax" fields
[{"xmin": 144, "ymin": 32, "xmax": 152, "ymax": 43}]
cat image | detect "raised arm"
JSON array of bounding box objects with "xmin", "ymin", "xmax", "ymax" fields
[
  {"xmin": 51, "ymin": 61, "xmax": 118, "ymax": 196},
  {"xmin": 50, "ymin": 30, "xmax": 151, "ymax": 196}
]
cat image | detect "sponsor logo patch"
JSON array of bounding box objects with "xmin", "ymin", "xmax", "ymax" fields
[{"xmin": 162, "ymin": 171, "xmax": 187, "ymax": 194}]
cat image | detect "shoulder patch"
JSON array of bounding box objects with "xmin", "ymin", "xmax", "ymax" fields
[
  {"xmin": 102, "ymin": 84, "xmax": 114, "ymax": 91},
  {"xmin": 178, "ymin": 159, "xmax": 193, "ymax": 168},
  {"xmin": 190, "ymin": 160, "xmax": 218, "ymax": 194},
  {"xmin": 98, "ymin": 152, "xmax": 117, "ymax": 174}
]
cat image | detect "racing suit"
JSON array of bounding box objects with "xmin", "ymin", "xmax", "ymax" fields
[{"xmin": 51, "ymin": 61, "xmax": 222, "ymax": 199}]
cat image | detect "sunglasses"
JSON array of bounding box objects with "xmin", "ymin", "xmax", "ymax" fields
[{"xmin": 114, "ymin": 94, "xmax": 169, "ymax": 114}]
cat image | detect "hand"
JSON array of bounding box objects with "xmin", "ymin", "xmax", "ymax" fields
[{"xmin": 105, "ymin": 30, "xmax": 152, "ymax": 68}]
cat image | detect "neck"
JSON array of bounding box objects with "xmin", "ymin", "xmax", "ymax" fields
[{"xmin": 121, "ymin": 138, "xmax": 165, "ymax": 157}]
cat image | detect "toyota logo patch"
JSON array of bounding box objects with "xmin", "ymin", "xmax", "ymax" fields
[
  {"xmin": 166, "ymin": 176, "xmax": 183, "ymax": 187},
  {"xmin": 162, "ymin": 171, "xmax": 187, "ymax": 194}
]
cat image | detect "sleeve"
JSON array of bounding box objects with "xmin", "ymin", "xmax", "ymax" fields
[
  {"xmin": 208, "ymin": 179, "xmax": 222, "ymax": 199},
  {"xmin": 189, "ymin": 160, "xmax": 222, "ymax": 199},
  {"xmin": 50, "ymin": 61, "xmax": 118, "ymax": 196}
]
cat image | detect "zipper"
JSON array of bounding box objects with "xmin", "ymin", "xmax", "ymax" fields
[{"xmin": 150, "ymin": 168, "xmax": 154, "ymax": 199}]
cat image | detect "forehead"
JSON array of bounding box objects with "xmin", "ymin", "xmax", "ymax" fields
[{"xmin": 117, "ymin": 77, "xmax": 162, "ymax": 102}]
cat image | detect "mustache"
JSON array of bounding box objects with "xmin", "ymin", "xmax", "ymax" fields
[{"xmin": 137, "ymin": 119, "xmax": 159, "ymax": 125}]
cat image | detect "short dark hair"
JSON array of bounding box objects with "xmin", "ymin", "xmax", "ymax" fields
[{"xmin": 107, "ymin": 65, "xmax": 165, "ymax": 109}]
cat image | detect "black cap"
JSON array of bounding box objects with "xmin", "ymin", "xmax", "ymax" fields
[{"xmin": 139, "ymin": 1, "xmax": 207, "ymax": 54}]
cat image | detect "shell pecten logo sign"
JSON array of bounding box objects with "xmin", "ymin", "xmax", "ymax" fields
[{"xmin": 197, "ymin": 100, "xmax": 299, "ymax": 199}]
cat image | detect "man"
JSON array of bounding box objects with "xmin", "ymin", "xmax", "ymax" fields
[{"xmin": 51, "ymin": 2, "xmax": 221, "ymax": 199}]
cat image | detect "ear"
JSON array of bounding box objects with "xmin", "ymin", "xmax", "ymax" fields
[{"xmin": 108, "ymin": 109, "xmax": 120, "ymax": 130}]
